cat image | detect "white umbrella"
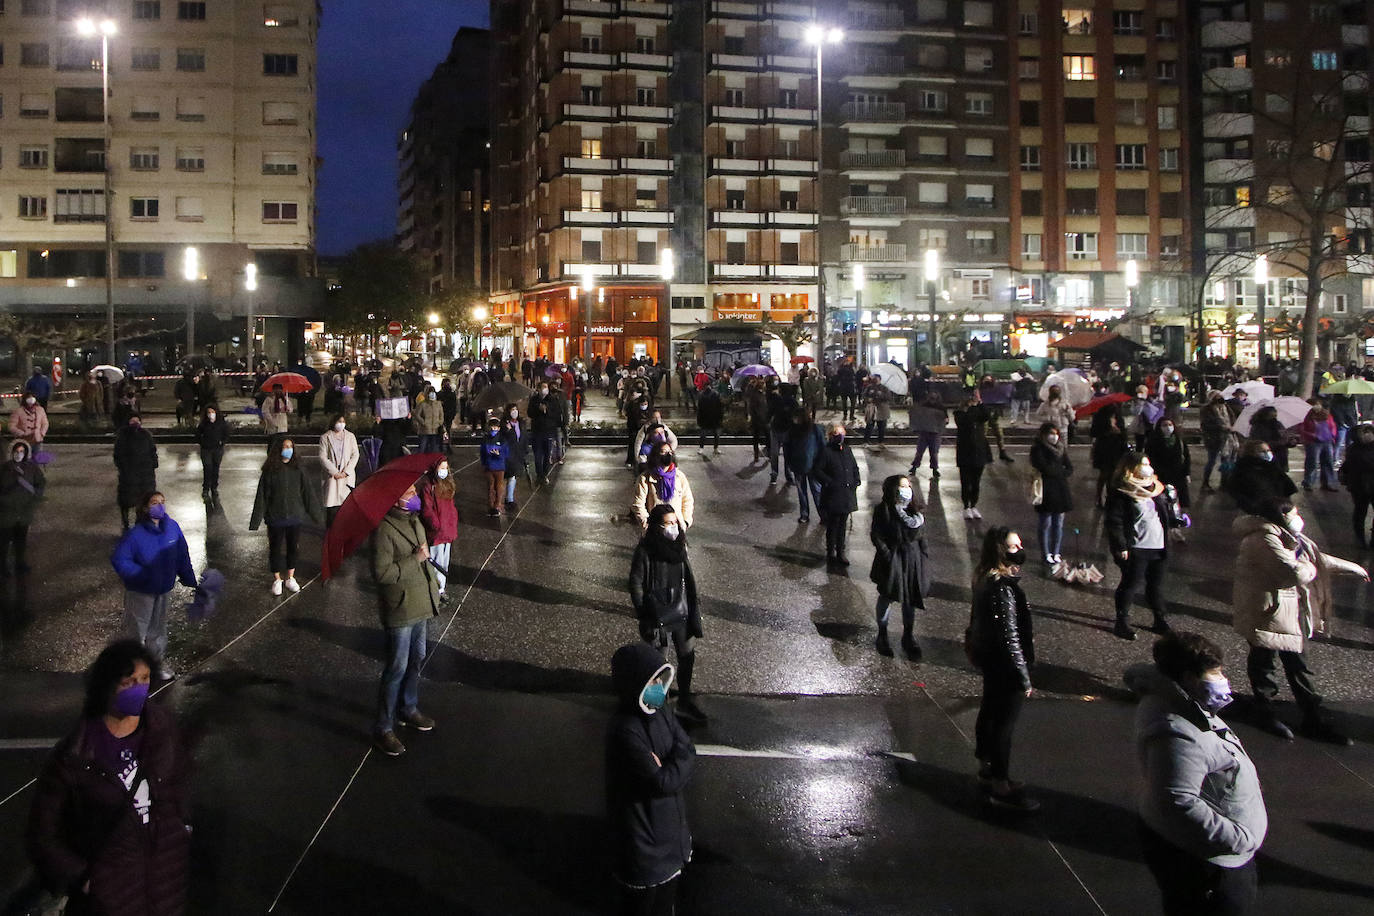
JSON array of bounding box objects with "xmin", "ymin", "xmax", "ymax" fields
[
  {"xmin": 1234, "ymin": 396, "xmax": 1313, "ymax": 437},
  {"xmin": 92, "ymin": 364, "xmax": 125, "ymax": 382},
  {"xmin": 1039, "ymin": 368, "xmax": 1093, "ymax": 406},
  {"xmin": 1221, "ymin": 380, "xmax": 1275, "ymax": 402},
  {"xmin": 868, "ymin": 362, "xmax": 908, "ymax": 395}
]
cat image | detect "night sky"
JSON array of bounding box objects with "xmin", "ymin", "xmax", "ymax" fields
[{"xmin": 317, "ymin": 0, "xmax": 488, "ymax": 255}]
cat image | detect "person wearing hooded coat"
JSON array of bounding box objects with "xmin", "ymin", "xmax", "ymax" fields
[
  {"xmin": 110, "ymin": 492, "xmax": 196, "ymax": 679},
  {"xmin": 870, "ymin": 474, "xmax": 930, "ymax": 659},
  {"xmin": 0, "ymin": 439, "xmax": 44, "ymax": 576},
  {"xmin": 606, "ymin": 641, "xmax": 695, "ymax": 915},
  {"xmin": 113, "ymin": 414, "xmax": 158, "ymax": 531},
  {"xmin": 811, "ymin": 422, "xmax": 861, "ymax": 565},
  {"xmin": 1225, "ymin": 440, "xmax": 1297, "ymax": 516},
  {"xmin": 1146, "ymin": 416, "xmax": 1192, "ymax": 509},
  {"xmin": 9, "ymin": 393, "xmax": 50, "ymax": 448},
  {"xmin": 1231, "ymin": 500, "xmax": 1368, "ymax": 744},
  {"xmin": 695, "ymin": 385, "xmax": 724, "ymax": 454},
  {"xmin": 629, "ymin": 503, "xmax": 705, "ymax": 722},
  {"xmin": 1338, "ymin": 422, "xmax": 1374, "ymax": 546}
]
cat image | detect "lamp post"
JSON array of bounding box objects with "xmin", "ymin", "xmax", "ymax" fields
[
  {"xmin": 182, "ymin": 246, "xmax": 199, "ymax": 357},
  {"xmin": 1254, "ymin": 255, "xmax": 1268, "ymax": 373},
  {"xmin": 806, "ymin": 24, "xmax": 842, "ymax": 368},
  {"xmin": 852, "ymin": 263, "xmax": 865, "ymax": 364},
  {"xmin": 428, "ymin": 311, "xmax": 440, "ymax": 370},
  {"xmin": 471, "ymin": 305, "xmax": 488, "ymax": 358},
  {"xmin": 244, "ymin": 263, "xmax": 258, "ymax": 371},
  {"xmin": 76, "ymin": 17, "xmax": 117, "ymax": 362},
  {"xmin": 924, "ymin": 248, "xmax": 940, "ymax": 366},
  {"xmin": 1124, "ymin": 258, "xmax": 1139, "ymax": 316}
]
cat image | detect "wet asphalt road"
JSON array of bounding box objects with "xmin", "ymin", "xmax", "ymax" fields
[{"xmin": 2, "ymin": 435, "xmax": 1373, "ymax": 914}]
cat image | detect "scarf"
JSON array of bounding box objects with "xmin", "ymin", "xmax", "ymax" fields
[
  {"xmin": 643, "ymin": 527, "xmax": 688, "ymax": 563},
  {"xmin": 1117, "ymin": 470, "xmax": 1164, "ymax": 500},
  {"xmin": 654, "ymin": 465, "xmax": 678, "ymax": 503}
]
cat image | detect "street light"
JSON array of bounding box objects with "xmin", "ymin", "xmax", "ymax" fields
[
  {"xmin": 660, "ymin": 247, "xmax": 674, "ymax": 282},
  {"xmin": 244, "ymin": 263, "xmax": 258, "ymax": 371},
  {"xmin": 852, "ymin": 263, "xmax": 865, "ymax": 364},
  {"xmin": 77, "ymin": 17, "xmax": 117, "ymax": 362},
  {"xmin": 183, "ymin": 247, "xmax": 199, "ymax": 356},
  {"xmin": 924, "ymin": 249, "xmax": 940, "ymax": 365},
  {"xmin": 1254, "ymin": 254, "xmax": 1268, "ymax": 372},
  {"xmin": 806, "ymin": 24, "xmax": 842, "ymax": 367},
  {"xmin": 1124, "ymin": 258, "xmax": 1139, "ymax": 315}
]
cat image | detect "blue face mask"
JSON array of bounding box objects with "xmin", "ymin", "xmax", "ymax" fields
[
  {"xmin": 1193, "ymin": 676, "xmax": 1233, "ymax": 714},
  {"xmin": 897, "ymin": 487, "xmax": 913, "ymax": 501},
  {"xmin": 642, "ymin": 681, "xmax": 668, "ymax": 710},
  {"xmin": 112, "ymin": 682, "xmax": 149, "ymax": 717},
  {"xmin": 281, "ymin": 448, "xmax": 294, "ymax": 460}
]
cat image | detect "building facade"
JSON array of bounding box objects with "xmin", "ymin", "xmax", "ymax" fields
[{"xmin": 0, "ymin": 0, "xmax": 321, "ymax": 369}]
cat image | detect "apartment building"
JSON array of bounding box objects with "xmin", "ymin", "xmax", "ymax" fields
[
  {"xmin": 489, "ymin": 0, "xmax": 823, "ymax": 367},
  {"xmin": 1010, "ymin": 0, "xmax": 1190, "ymax": 360},
  {"xmin": 0, "ymin": 0, "xmax": 320, "ymax": 368},
  {"xmin": 396, "ymin": 27, "xmax": 491, "ymax": 298},
  {"xmin": 1195, "ymin": 0, "xmax": 1374, "ymax": 366},
  {"xmin": 821, "ymin": 0, "xmax": 1012, "ymax": 367}
]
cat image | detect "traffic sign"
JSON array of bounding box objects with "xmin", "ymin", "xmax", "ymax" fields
[{"xmin": 387, "ymin": 321, "xmax": 403, "ymax": 336}]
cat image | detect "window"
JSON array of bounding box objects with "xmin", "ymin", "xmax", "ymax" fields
[
  {"xmin": 1345, "ymin": 138, "xmax": 1371, "ymax": 162},
  {"xmin": 779, "ymin": 189, "xmax": 798, "ymax": 210},
  {"xmin": 21, "ymin": 43, "xmax": 49, "ymax": 67},
  {"xmin": 779, "ymin": 242, "xmax": 800, "ymax": 265},
  {"xmin": 175, "ymin": 196, "xmax": 204, "ymax": 221},
  {"xmin": 118, "ymin": 250, "xmax": 166, "ymax": 278},
  {"xmin": 177, "ymin": 1, "xmax": 205, "ymax": 19},
  {"xmin": 262, "ymin": 101, "xmax": 297, "ymax": 124},
  {"xmin": 0, "ymin": 251, "xmax": 17, "ymax": 279},
  {"xmin": 1333, "ymin": 294, "xmax": 1348, "ymax": 314},
  {"xmin": 1063, "ymin": 8, "xmax": 1092, "ymax": 33},
  {"xmin": 1348, "ymin": 184, "xmax": 1371, "ymax": 207},
  {"xmin": 581, "ymin": 35, "xmax": 602, "ymax": 53},
  {"xmin": 1018, "ymin": 12, "xmax": 1037, "ymax": 35},
  {"xmin": 965, "ymin": 93, "xmax": 992, "ymax": 116},
  {"xmin": 176, "ymin": 48, "xmax": 206, "ymax": 71},
  {"xmin": 19, "ymin": 196, "xmax": 47, "ymax": 218},
  {"xmin": 777, "ymin": 138, "xmax": 799, "ymax": 158},
  {"xmin": 1112, "ymin": 11, "xmax": 1142, "ymax": 34},
  {"xmin": 724, "ymin": 241, "xmax": 745, "ymax": 263},
  {"xmin": 1160, "ymin": 235, "xmax": 1180, "ymax": 257},
  {"xmin": 1021, "ymin": 190, "xmax": 1042, "ymax": 215},
  {"xmin": 581, "ymin": 85, "xmax": 602, "ymax": 105},
  {"xmin": 1158, "ymin": 106, "xmax": 1178, "ymax": 130},
  {"xmin": 1156, "ymin": 17, "xmax": 1176, "ymax": 38},
  {"xmin": 635, "ymin": 36, "xmax": 655, "ymax": 53},
  {"xmin": 131, "ymin": 95, "xmax": 159, "ymax": 120},
  {"xmin": 1067, "ymin": 143, "xmax": 1096, "ymax": 169},
  {"xmin": 1066, "ymin": 188, "xmax": 1097, "ymax": 214},
  {"xmin": 917, "ymin": 135, "xmax": 948, "ymax": 160},
  {"xmin": 636, "ymin": 86, "xmax": 656, "ymax": 106},
  {"xmin": 1019, "ymin": 100, "xmax": 1039, "ymax": 126},
  {"xmin": 966, "ymin": 230, "xmax": 996, "ymax": 255},
  {"xmin": 1264, "ymin": 50, "xmax": 1291, "ymax": 67},
  {"xmin": 918, "ymin": 90, "xmax": 947, "ymax": 112},
  {"xmin": 1018, "ymin": 57, "xmax": 1039, "ymax": 80},
  {"xmin": 129, "ymin": 197, "xmax": 159, "ymax": 220},
  {"xmin": 1160, "ymin": 147, "xmax": 1179, "ymax": 171},
  {"xmin": 963, "ymin": 1, "xmax": 991, "ymax": 26},
  {"xmin": 918, "ymin": 182, "xmax": 948, "ymax": 205},
  {"xmin": 1117, "ymin": 189, "xmax": 1148, "ymax": 215},
  {"xmin": 581, "ymin": 189, "xmax": 603, "ymax": 210},
  {"xmin": 723, "ymin": 87, "xmax": 745, "ymax": 107},
  {"xmin": 964, "ymin": 48, "xmax": 993, "ymax": 72},
  {"xmin": 1063, "ymin": 55, "xmax": 1095, "ymax": 80},
  {"xmin": 54, "ymin": 188, "xmax": 106, "ymax": 223},
  {"xmin": 263, "ymin": 53, "xmax": 298, "ymax": 76},
  {"xmin": 129, "ymin": 147, "xmax": 159, "ymax": 170},
  {"xmin": 176, "ymin": 147, "xmax": 204, "ymax": 170},
  {"xmin": 918, "ymin": 228, "xmax": 947, "ymax": 251},
  {"xmin": 1116, "ymin": 144, "xmax": 1146, "ymax": 169},
  {"xmin": 1065, "ymin": 232, "xmax": 1098, "ymax": 259},
  {"xmin": 636, "ymin": 138, "xmax": 657, "ymax": 158},
  {"xmin": 132, "ymin": 0, "xmax": 160, "ymax": 18},
  {"xmin": 20, "ymin": 93, "xmax": 50, "ymax": 117},
  {"xmin": 1263, "ymin": 2, "xmax": 1287, "ymax": 20},
  {"xmin": 582, "ymin": 239, "xmax": 602, "ymax": 261},
  {"xmin": 1021, "ymin": 233, "xmax": 1042, "ymax": 259},
  {"xmin": 20, "ymin": 146, "xmax": 48, "ymax": 168},
  {"xmin": 264, "ymin": 4, "xmax": 299, "ymax": 25},
  {"xmin": 970, "ymin": 277, "xmax": 991, "ymax": 298},
  {"xmin": 131, "ymin": 47, "xmax": 160, "ymax": 70},
  {"xmin": 725, "ymin": 189, "xmax": 745, "ymax": 209},
  {"xmin": 1157, "ymin": 60, "xmax": 1177, "ymax": 82},
  {"xmin": 778, "ymin": 88, "xmax": 797, "ymax": 107},
  {"xmin": 917, "ymin": 45, "xmax": 949, "ymax": 70},
  {"xmin": 1065, "ymin": 98, "xmax": 1095, "ymax": 123},
  {"xmin": 722, "ymin": 35, "xmax": 745, "ymax": 54},
  {"xmin": 965, "ymin": 137, "xmax": 993, "ymax": 160},
  {"xmin": 262, "ymin": 151, "xmax": 297, "ymax": 175},
  {"xmin": 262, "ymin": 201, "xmax": 298, "ymax": 223},
  {"xmin": 1115, "ymin": 54, "xmax": 1146, "ymax": 80},
  {"xmin": 1234, "ymin": 186, "xmax": 1251, "ymax": 207},
  {"xmin": 1312, "ymin": 51, "xmax": 1338, "ymax": 70},
  {"xmin": 1020, "ymin": 145, "xmax": 1041, "ymax": 171},
  {"xmin": 581, "ymin": 138, "xmax": 601, "ymax": 159}
]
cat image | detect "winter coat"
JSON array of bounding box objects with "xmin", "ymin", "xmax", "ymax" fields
[
  {"xmin": 500, "ymin": 421, "xmax": 528, "ymax": 476},
  {"xmin": 79, "ymin": 381, "xmax": 101, "ymax": 416},
  {"xmin": 1091, "ymin": 430, "xmax": 1130, "ymax": 472},
  {"xmin": 1299, "ymin": 412, "xmax": 1337, "ymax": 445},
  {"xmin": 249, "ymin": 463, "xmax": 324, "ymax": 530},
  {"xmin": 262, "ymin": 395, "xmax": 291, "ymax": 435},
  {"xmin": 869, "ymin": 501, "xmax": 930, "ymax": 605},
  {"xmin": 606, "ymin": 642, "xmax": 694, "ymax": 889},
  {"xmin": 479, "ymin": 433, "xmax": 511, "ymax": 473},
  {"xmin": 631, "ymin": 468, "xmax": 695, "ymax": 530},
  {"xmin": 371, "ymin": 507, "xmax": 441, "ymax": 629},
  {"xmin": 24, "ymin": 374, "xmax": 52, "ymax": 401},
  {"xmin": 767, "ymin": 390, "xmax": 795, "ymax": 431},
  {"xmin": 9, "ymin": 404, "xmax": 49, "ymax": 444},
  {"xmin": 193, "ymin": 416, "xmax": 230, "ymax": 452},
  {"xmin": 111, "ymin": 517, "xmax": 196, "ymax": 595},
  {"xmin": 1123, "ymin": 664, "xmax": 1266, "ymax": 869},
  {"xmin": 695, "ymin": 389, "xmax": 724, "ymax": 429},
  {"xmin": 1231, "ymin": 514, "xmax": 1365, "ymax": 651},
  {"xmin": 527, "ymin": 392, "xmax": 564, "ymax": 436},
  {"xmin": 1225, "ymin": 455, "xmax": 1297, "ymax": 515},
  {"xmin": 1339, "ymin": 438, "xmax": 1374, "ymax": 498},
  {"xmin": 438, "ymin": 388, "xmax": 459, "ymax": 426},
  {"xmin": 633, "ymin": 425, "xmax": 680, "ymax": 464},
  {"xmin": 1248, "ymin": 415, "xmax": 1291, "ymax": 467},
  {"xmin": 377, "ymin": 417, "xmax": 413, "ymax": 466},
  {"xmin": 1199, "ymin": 402, "xmax": 1232, "ymax": 449},
  {"xmin": 811, "ymin": 440, "xmax": 861, "ymax": 515},
  {"xmin": 953, "ymin": 404, "xmax": 998, "ymax": 468},
  {"xmin": 112, "ymin": 427, "xmax": 158, "ymax": 508},
  {"xmin": 863, "ymin": 387, "xmax": 892, "ymax": 422},
  {"xmin": 908, "ymin": 404, "xmax": 947, "ymax": 435},
  {"xmin": 743, "ymin": 387, "xmax": 768, "ymax": 427},
  {"xmin": 836, "ymin": 365, "xmax": 858, "ymax": 396},
  {"xmin": 26, "ymin": 703, "xmax": 192, "ymax": 916},
  {"xmin": 1033, "ymin": 398, "xmax": 1075, "ymax": 433},
  {"xmin": 628, "ymin": 540, "xmax": 702, "ymax": 638},
  {"xmin": 966, "ymin": 574, "xmax": 1034, "ymax": 690},
  {"xmin": 1030, "ymin": 440, "xmax": 1074, "ymax": 514},
  {"xmin": 1104, "ymin": 488, "xmax": 1180, "ymax": 556},
  {"xmin": 783, "ymin": 422, "xmax": 826, "ymax": 476},
  {"xmin": 800, "ymin": 375, "xmax": 824, "ymax": 409},
  {"xmin": 419, "ymin": 480, "xmax": 458, "ymax": 546},
  {"xmin": 318, "ymin": 429, "xmax": 359, "ymax": 508},
  {"xmin": 1145, "ymin": 432, "xmax": 1192, "ymax": 504},
  {"xmin": 414, "ymin": 398, "xmax": 445, "ymax": 435},
  {"xmin": 0, "ymin": 457, "xmax": 45, "ymax": 527}
]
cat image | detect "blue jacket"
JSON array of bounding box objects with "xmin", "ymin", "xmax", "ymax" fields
[
  {"xmin": 479, "ymin": 434, "xmax": 510, "ymax": 472},
  {"xmin": 24, "ymin": 375, "xmax": 51, "ymax": 400},
  {"xmin": 111, "ymin": 516, "xmax": 196, "ymax": 595}
]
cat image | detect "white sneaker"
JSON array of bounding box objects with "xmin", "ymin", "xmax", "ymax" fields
[
  {"xmin": 970, "ymin": 507, "xmax": 983, "ymax": 520},
  {"xmin": 284, "ymin": 577, "xmax": 300, "ymax": 593},
  {"xmin": 963, "ymin": 508, "xmax": 974, "ymax": 520},
  {"xmin": 271, "ymin": 579, "xmax": 283, "ymax": 596}
]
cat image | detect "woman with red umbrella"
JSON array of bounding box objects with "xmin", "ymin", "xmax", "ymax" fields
[{"xmin": 262, "ymin": 383, "xmax": 291, "ymax": 436}]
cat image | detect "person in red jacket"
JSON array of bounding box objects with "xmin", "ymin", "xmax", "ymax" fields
[
  {"xmin": 27, "ymin": 640, "xmax": 191, "ymax": 916},
  {"xmin": 1300, "ymin": 401, "xmax": 1339, "ymax": 492},
  {"xmin": 419, "ymin": 458, "xmax": 459, "ymax": 597}
]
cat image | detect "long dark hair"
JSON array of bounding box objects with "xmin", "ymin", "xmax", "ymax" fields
[
  {"xmin": 642, "ymin": 502, "xmax": 687, "ymax": 559},
  {"xmin": 973, "ymin": 525, "xmax": 1015, "ymax": 584},
  {"xmin": 880, "ymin": 473, "xmax": 923, "ymax": 511},
  {"xmin": 83, "ymin": 639, "xmax": 157, "ymax": 718},
  {"xmin": 263, "ymin": 436, "xmax": 298, "ymax": 472}
]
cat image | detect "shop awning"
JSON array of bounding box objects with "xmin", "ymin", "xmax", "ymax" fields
[
  {"xmin": 1049, "ymin": 331, "xmax": 1144, "ymax": 352},
  {"xmin": 673, "ymin": 319, "xmax": 765, "ymax": 341}
]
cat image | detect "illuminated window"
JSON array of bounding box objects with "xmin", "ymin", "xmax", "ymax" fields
[
  {"xmin": 1063, "ymin": 55, "xmax": 1096, "ymax": 80},
  {"xmin": 581, "ymin": 138, "xmax": 602, "ymax": 159}
]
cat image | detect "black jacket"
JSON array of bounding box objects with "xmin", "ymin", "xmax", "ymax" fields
[
  {"xmin": 1339, "ymin": 438, "xmax": 1374, "ymax": 498},
  {"xmin": 249, "ymin": 462, "xmax": 324, "ymax": 530},
  {"xmin": 1030, "ymin": 440, "xmax": 1074, "ymax": 514},
  {"xmin": 1225, "ymin": 455, "xmax": 1297, "ymax": 515},
  {"xmin": 1145, "ymin": 432, "xmax": 1191, "ymax": 487},
  {"xmin": 695, "ymin": 389, "xmax": 724, "ymax": 429},
  {"xmin": 953, "ymin": 404, "xmax": 998, "ymax": 468},
  {"xmin": 811, "ymin": 441, "xmax": 861, "ymax": 514},
  {"xmin": 1091, "ymin": 430, "xmax": 1130, "ymax": 472},
  {"xmin": 967, "ymin": 575, "xmax": 1034, "ymax": 690},
  {"xmin": 606, "ymin": 642, "xmax": 694, "ymax": 888},
  {"xmin": 766, "ymin": 390, "xmax": 794, "ymax": 431},
  {"xmin": 628, "ymin": 540, "xmax": 702, "ymax": 639},
  {"xmin": 0, "ymin": 457, "xmax": 45, "ymax": 527},
  {"xmin": 527, "ymin": 392, "xmax": 563, "ymax": 436},
  {"xmin": 193, "ymin": 416, "xmax": 230, "ymax": 451},
  {"xmin": 869, "ymin": 501, "xmax": 930, "ymax": 605},
  {"xmin": 113, "ymin": 427, "xmax": 158, "ymax": 505},
  {"xmin": 1103, "ymin": 488, "xmax": 1179, "ymax": 556},
  {"xmin": 501, "ymin": 420, "xmax": 529, "ymax": 474}
]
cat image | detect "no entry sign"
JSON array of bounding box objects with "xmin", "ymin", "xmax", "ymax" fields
[{"xmin": 387, "ymin": 321, "xmax": 403, "ymax": 336}]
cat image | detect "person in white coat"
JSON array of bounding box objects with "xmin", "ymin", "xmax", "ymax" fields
[{"xmin": 319, "ymin": 413, "xmax": 359, "ymax": 526}]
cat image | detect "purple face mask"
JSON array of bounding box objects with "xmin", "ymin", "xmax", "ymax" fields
[
  {"xmin": 112, "ymin": 682, "xmax": 149, "ymax": 717},
  {"xmin": 147, "ymin": 503, "xmax": 167, "ymax": 521},
  {"xmin": 402, "ymin": 495, "xmax": 421, "ymax": 512}
]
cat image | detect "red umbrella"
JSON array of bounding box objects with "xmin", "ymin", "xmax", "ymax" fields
[
  {"xmin": 261, "ymin": 371, "xmax": 314, "ymax": 393},
  {"xmin": 1074, "ymin": 391, "xmax": 1132, "ymax": 419},
  {"xmin": 321, "ymin": 452, "xmax": 445, "ymax": 580},
  {"xmin": 790, "ymin": 355, "xmax": 815, "ymax": 365}
]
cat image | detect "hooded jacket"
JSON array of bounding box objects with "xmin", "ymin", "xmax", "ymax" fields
[
  {"xmin": 1338, "ymin": 432, "xmax": 1374, "ymax": 498},
  {"xmin": 249, "ymin": 460, "xmax": 325, "ymax": 530},
  {"xmin": 695, "ymin": 388, "xmax": 724, "ymax": 429},
  {"xmin": 1123, "ymin": 663, "xmax": 1267, "ymax": 869},
  {"xmin": 606, "ymin": 643, "xmax": 694, "ymax": 889},
  {"xmin": 0, "ymin": 447, "xmax": 45, "ymax": 527},
  {"xmin": 113, "ymin": 425, "xmax": 158, "ymax": 506},
  {"xmin": 111, "ymin": 516, "xmax": 196, "ymax": 596}
]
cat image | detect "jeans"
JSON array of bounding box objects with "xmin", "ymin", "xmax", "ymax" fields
[
  {"xmin": 1010, "ymin": 399, "xmax": 1031, "ymax": 425},
  {"xmin": 864, "ymin": 419, "xmax": 887, "ymax": 442},
  {"xmin": 911, "ymin": 432, "xmax": 940, "ymax": 470},
  {"xmin": 376, "ymin": 619, "xmax": 428, "ymax": 734},
  {"xmin": 533, "ymin": 435, "xmax": 557, "ymax": 480},
  {"xmin": 418, "ymin": 434, "xmax": 443, "ymax": 454},
  {"xmin": 505, "ymin": 474, "xmax": 518, "ymax": 503},
  {"xmin": 768, "ymin": 428, "xmax": 790, "ymax": 479},
  {"xmin": 1202, "ymin": 444, "xmax": 1222, "ymax": 486},
  {"xmin": 975, "ymin": 670, "xmax": 1025, "ymax": 780},
  {"xmin": 698, "ymin": 427, "xmax": 720, "ymax": 451},
  {"xmin": 200, "ymin": 446, "xmax": 223, "ymax": 492},
  {"xmin": 875, "ymin": 597, "xmax": 915, "ymax": 635},
  {"xmin": 1036, "ymin": 511, "xmax": 1065, "ymax": 559},
  {"xmin": 795, "ymin": 473, "xmax": 820, "ymax": 520},
  {"xmin": 1139, "ymin": 820, "xmax": 1258, "ymax": 916},
  {"xmin": 266, "ymin": 524, "xmax": 300, "ymax": 574},
  {"xmin": 0, "ymin": 523, "xmax": 30, "ymax": 572},
  {"xmin": 1114, "ymin": 547, "xmax": 1167, "ymax": 624},
  {"xmin": 825, "ymin": 511, "xmax": 850, "ymax": 557},
  {"xmin": 959, "ymin": 465, "xmax": 985, "ymax": 508},
  {"xmin": 1247, "ymin": 645, "xmax": 1323, "ymax": 718},
  {"xmin": 1303, "ymin": 441, "xmax": 1336, "ymax": 487},
  {"xmin": 430, "ymin": 541, "xmax": 451, "ymax": 593},
  {"xmin": 123, "ymin": 590, "xmax": 171, "ymax": 662}
]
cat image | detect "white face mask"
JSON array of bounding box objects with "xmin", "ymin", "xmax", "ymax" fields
[
  {"xmin": 1286, "ymin": 514, "xmax": 1305, "ymax": 534},
  {"xmin": 1139, "ymin": 464, "xmax": 1155, "ymax": 478},
  {"xmin": 662, "ymin": 523, "xmax": 680, "ymax": 540},
  {"xmin": 1160, "ymin": 425, "xmax": 1175, "ymax": 436},
  {"xmin": 334, "ymin": 422, "xmax": 345, "ymax": 432},
  {"xmin": 1047, "ymin": 434, "xmax": 1060, "ymax": 445},
  {"xmin": 437, "ymin": 467, "xmax": 449, "ymax": 480},
  {"xmin": 897, "ymin": 486, "xmax": 913, "ymax": 501},
  {"xmin": 509, "ymin": 409, "xmax": 518, "ymax": 419}
]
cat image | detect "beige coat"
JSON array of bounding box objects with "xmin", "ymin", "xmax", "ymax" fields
[
  {"xmin": 262, "ymin": 396, "xmax": 291, "ymax": 435},
  {"xmin": 1231, "ymin": 515, "xmax": 1366, "ymax": 652},
  {"xmin": 632, "ymin": 468, "xmax": 695, "ymax": 531},
  {"xmin": 318, "ymin": 429, "xmax": 359, "ymax": 508},
  {"xmin": 8, "ymin": 405, "xmax": 49, "ymax": 444}
]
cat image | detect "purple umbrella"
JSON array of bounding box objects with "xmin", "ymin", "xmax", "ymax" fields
[{"xmin": 730, "ymin": 364, "xmax": 778, "ymax": 390}]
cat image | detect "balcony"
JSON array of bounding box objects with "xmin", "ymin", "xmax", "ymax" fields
[
  {"xmin": 619, "ymin": 52, "xmax": 672, "ymax": 70},
  {"xmin": 562, "ymin": 208, "xmax": 618, "ymax": 226},
  {"xmin": 847, "ymin": 7, "xmax": 905, "ymax": 30},
  {"xmin": 561, "ymin": 261, "xmax": 618, "ymax": 279},
  {"xmin": 766, "ymin": 106, "xmax": 817, "ymax": 123},
  {"xmin": 1200, "ymin": 20, "xmax": 1250, "ymax": 48},
  {"xmin": 768, "ymin": 211, "xmax": 819, "ymax": 227},
  {"xmin": 619, "ymin": 104, "xmax": 673, "ymax": 122},
  {"xmin": 766, "ymin": 54, "xmax": 813, "ymax": 72},
  {"xmin": 710, "ymin": 53, "xmax": 760, "ymax": 70},
  {"xmin": 840, "ymin": 101, "xmax": 906, "ymax": 123},
  {"xmin": 1202, "ymin": 67, "xmax": 1253, "ymax": 93},
  {"xmin": 709, "ymin": 0, "xmax": 760, "ymax": 18},
  {"xmin": 770, "ymin": 264, "xmax": 818, "ymax": 278},
  {"xmin": 766, "ymin": 158, "xmax": 818, "ymax": 174},
  {"xmin": 712, "ymin": 210, "xmax": 764, "ymax": 225},
  {"xmin": 620, "ymin": 156, "xmax": 673, "ymax": 173},
  {"xmin": 711, "ymin": 105, "xmax": 763, "ymax": 122},
  {"xmin": 622, "ymin": 0, "xmax": 672, "ymax": 18},
  {"xmin": 841, "ymin": 243, "xmax": 908, "ymax": 262},
  {"xmin": 711, "ymin": 157, "xmax": 763, "ymax": 173},
  {"xmin": 839, "ymin": 149, "xmax": 906, "ymax": 169},
  {"xmin": 1203, "ymin": 112, "xmax": 1254, "ymax": 138},
  {"xmin": 841, "ymin": 196, "xmax": 907, "ymax": 215},
  {"xmin": 562, "ymin": 49, "xmax": 617, "ymax": 69},
  {"xmin": 620, "ymin": 209, "xmax": 675, "ymax": 225},
  {"xmin": 1203, "ymin": 158, "xmax": 1254, "ymax": 183},
  {"xmin": 1205, "ymin": 206, "xmax": 1256, "ymax": 228},
  {"xmin": 562, "ymin": 0, "xmax": 618, "ymax": 16},
  {"xmin": 562, "ymin": 155, "xmax": 618, "ymax": 173},
  {"xmin": 766, "ymin": 2, "xmax": 813, "ymax": 21},
  {"xmin": 561, "ymin": 102, "xmax": 618, "ymax": 122},
  {"xmin": 712, "ymin": 263, "xmax": 767, "ymax": 278},
  {"xmin": 850, "ymin": 54, "xmax": 907, "ymax": 75}
]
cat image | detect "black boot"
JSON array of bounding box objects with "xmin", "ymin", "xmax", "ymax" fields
[
  {"xmin": 875, "ymin": 627, "xmax": 893, "ymax": 657},
  {"xmin": 901, "ymin": 630, "xmax": 922, "ymax": 661},
  {"xmin": 212, "ymin": 490, "xmax": 221, "ymax": 508},
  {"xmin": 1148, "ymin": 614, "xmax": 1171, "ymax": 634},
  {"xmin": 1113, "ymin": 619, "xmax": 1136, "ymax": 641},
  {"xmin": 675, "ymin": 652, "xmax": 707, "ymax": 722}
]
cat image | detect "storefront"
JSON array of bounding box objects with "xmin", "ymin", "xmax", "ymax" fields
[{"xmin": 519, "ymin": 284, "xmax": 668, "ymax": 365}]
